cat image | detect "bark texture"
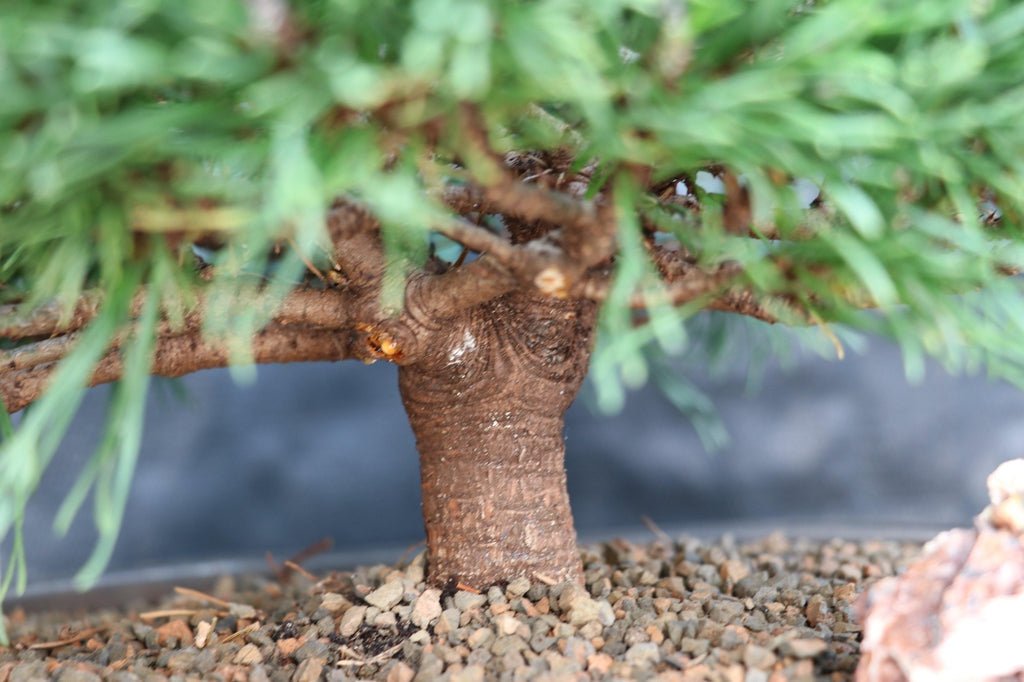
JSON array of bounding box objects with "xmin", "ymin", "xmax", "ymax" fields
[{"xmin": 399, "ymin": 291, "xmax": 595, "ymax": 587}]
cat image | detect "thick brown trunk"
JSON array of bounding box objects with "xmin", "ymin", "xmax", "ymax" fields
[{"xmin": 398, "ymin": 292, "xmax": 595, "ymax": 588}]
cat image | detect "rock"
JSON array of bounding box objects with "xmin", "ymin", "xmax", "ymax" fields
[
  {"xmin": 587, "ymin": 652, "xmax": 614, "ymax": 675},
  {"xmin": 155, "ymin": 619, "xmax": 193, "ymax": 646},
  {"xmin": 320, "ymin": 592, "xmax": 352, "ymax": 614},
  {"xmin": 743, "ymin": 644, "xmax": 776, "ymax": 670},
  {"xmin": 624, "ymin": 642, "xmax": 660, "ymax": 666},
  {"xmin": 386, "ymin": 661, "xmax": 415, "ymax": 682},
  {"xmin": 467, "ymin": 627, "xmax": 494, "ymax": 649},
  {"xmin": 493, "ymin": 612, "xmax": 520, "ymax": 636},
  {"xmin": 449, "ymin": 665, "xmax": 485, "ymax": 682},
  {"xmin": 294, "ymin": 639, "xmax": 330, "ymax": 662},
  {"xmin": 410, "ymin": 588, "xmax": 443, "ymax": 628},
  {"xmin": 720, "ymin": 559, "xmax": 750, "ymax": 583},
  {"xmin": 779, "ymin": 638, "xmax": 827, "ymax": 658},
  {"xmin": 707, "ymin": 599, "xmax": 746, "ymax": 624},
  {"xmin": 454, "ymin": 590, "xmax": 487, "ymax": 612},
  {"xmin": 292, "ymin": 658, "xmax": 324, "ymax": 682},
  {"xmin": 858, "ymin": 522, "xmax": 1024, "ymax": 682},
  {"xmin": 339, "ymin": 605, "xmax": 367, "ymax": 637},
  {"xmin": 56, "ymin": 669, "xmax": 102, "ymax": 682},
  {"xmin": 566, "ymin": 596, "xmax": 602, "ymax": 625},
  {"xmin": 277, "ymin": 637, "xmax": 304, "ymax": 659},
  {"xmin": 229, "ymin": 603, "xmax": 257, "ymax": 619},
  {"xmin": 365, "ymin": 580, "xmax": 404, "ymax": 611},
  {"xmin": 233, "ymin": 643, "xmax": 263, "ymax": 665},
  {"xmin": 506, "ymin": 577, "xmax": 531, "ymax": 598}
]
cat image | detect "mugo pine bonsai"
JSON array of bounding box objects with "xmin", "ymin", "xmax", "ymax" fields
[{"xmin": 4, "ymin": 0, "xmax": 1024, "ymax": 642}]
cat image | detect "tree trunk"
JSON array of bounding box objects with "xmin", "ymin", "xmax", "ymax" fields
[{"xmin": 398, "ymin": 291, "xmax": 595, "ymax": 588}]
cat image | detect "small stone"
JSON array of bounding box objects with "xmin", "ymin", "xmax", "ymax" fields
[
  {"xmin": 229, "ymin": 602, "xmax": 257, "ymax": 619},
  {"xmin": 454, "ymin": 590, "xmax": 487, "ymax": 612},
  {"xmin": 292, "ymin": 658, "xmax": 324, "ymax": 682},
  {"xmin": 294, "ymin": 639, "xmax": 330, "ymax": 662},
  {"xmin": 780, "ymin": 637, "xmax": 827, "ymax": 658},
  {"xmin": 320, "ymin": 592, "xmax": 352, "ymax": 614},
  {"xmin": 277, "ymin": 637, "xmax": 304, "ymax": 659},
  {"xmin": 165, "ymin": 650, "xmax": 197, "ymax": 672},
  {"xmin": 56, "ymin": 669, "xmax": 102, "ymax": 682},
  {"xmin": 587, "ymin": 652, "xmax": 614, "ymax": 675},
  {"xmin": 837, "ymin": 563, "xmax": 862, "ymax": 581},
  {"xmin": 435, "ymin": 608, "xmax": 460, "ymax": 637},
  {"xmin": 233, "ymin": 643, "xmax": 263, "ymax": 665},
  {"xmin": 733, "ymin": 574, "xmax": 767, "ymax": 599},
  {"xmin": 449, "ymin": 665, "xmax": 485, "ymax": 682},
  {"xmin": 744, "ymin": 670, "xmax": 769, "ymax": 682},
  {"xmin": 679, "ymin": 637, "xmax": 710, "ymax": 656},
  {"xmin": 494, "ymin": 612, "xmax": 520, "ymax": 636},
  {"xmin": 708, "ymin": 599, "xmax": 746, "ymax": 624},
  {"xmin": 506, "ymin": 577, "xmax": 531, "ymax": 598},
  {"xmin": 624, "ymin": 642, "xmax": 660, "ymax": 666},
  {"xmin": 155, "ymin": 619, "xmax": 193, "ymax": 646},
  {"xmin": 386, "ymin": 661, "xmax": 415, "ymax": 682},
  {"xmin": 720, "ymin": 559, "xmax": 750, "ymax": 583},
  {"xmin": 339, "ymin": 605, "xmax": 367, "ymax": 637},
  {"xmin": 373, "ymin": 610, "xmax": 398, "ymax": 628},
  {"xmin": 566, "ymin": 596, "xmax": 601, "ymax": 625},
  {"xmin": 410, "ymin": 588, "xmax": 443, "ymax": 628},
  {"xmin": 805, "ymin": 595, "xmax": 830, "ymax": 627},
  {"xmin": 467, "ymin": 627, "xmax": 494, "ymax": 649},
  {"xmin": 365, "ymin": 580, "xmax": 404, "ymax": 610},
  {"xmin": 743, "ymin": 644, "xmax": 777, "ymax": 670},
  {"xmin": 720, "ymin": 624, "xmax": 750, "ymax": 649},
  {"xmin": 490, "ymin": 635, "xmax": 529, "ymax": 656}
]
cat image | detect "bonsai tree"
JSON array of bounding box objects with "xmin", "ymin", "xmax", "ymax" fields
[{"xmin": 3, "ymin": 0, "xmax": 1024, "ymax": 639}]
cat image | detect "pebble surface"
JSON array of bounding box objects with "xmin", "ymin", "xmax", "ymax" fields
[{"xmin": 0, "ymin": 533, "xmax": 920, "ymax": 680}]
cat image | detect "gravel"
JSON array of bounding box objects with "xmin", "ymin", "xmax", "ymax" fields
[{"xmin": 0, "ymin": 533, "xmax": 921, "ymax": 680}]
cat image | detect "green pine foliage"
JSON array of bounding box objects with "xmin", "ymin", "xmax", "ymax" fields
[{"xmin": 3, "ymin": 0, "xmax": 1024, "ymax": 643}]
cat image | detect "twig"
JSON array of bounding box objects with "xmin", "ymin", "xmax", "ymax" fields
[
  {"xmin": 27, "ymin": 626, "xmax": 103, "ymax": 650},
  {"xmin": 335, "ymin": 642, "xmax": 404, "ymax": 667},
  {"xmin": 288, "ymin": 237, "xmax": 326, "ymax": 282},
  {"xmin": 139, "ymin": 609, "xmax": 210, "ymax": 621},
  {"xmin": 283, "ymin": 560, "xmax": 319, "ymax": 582},
  {"xmin": 641, "ymin": 515, "xmax": 673, "ymax": 545},
  {"xmin": 220, "ymin": 622, "xmax": 260, "ymax": 644},
  {"xmin": 458, "ymin": 104, "xmax": 615, "ymax": 269},
  {"xmin": 174, "ymin": 586, "xmax": 232, "ymax": 609}
]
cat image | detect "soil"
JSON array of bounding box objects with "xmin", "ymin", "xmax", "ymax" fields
[{"xmin": 0, "ymin": 533, "xmax": 922, "ymax": 681}]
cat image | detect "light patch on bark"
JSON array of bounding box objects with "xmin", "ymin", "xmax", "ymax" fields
[{"xmin": 447, "ymin": 329, "xmax": 477, "ymax": 365}]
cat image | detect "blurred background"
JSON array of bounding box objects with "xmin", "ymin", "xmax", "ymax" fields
[{"xmin": 15, "ymin": 319, "xmax": 1024, "ymax": 585}]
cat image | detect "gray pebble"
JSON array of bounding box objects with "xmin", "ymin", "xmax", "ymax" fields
[
  {"xmin": 453, "ymin": 591, "xmax": 487, "ymax": 612},
  {"xmin": 294, "ymin": 639, "xmax": 330, "ymax": 662},
  {"xmin": 624, "ymin": 642, "xmax": 660, "ymax": 666},
  {"xmin": 506, "ymin": 577, "xmax": 531, "ymax": 598},
  {"xmin": 56, "ymin": 669, "xmax": 102, "ymax": 682}
]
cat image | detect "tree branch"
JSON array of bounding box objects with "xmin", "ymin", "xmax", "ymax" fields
[
  {"xmin": 0, "ymin": 286, "xmax": 353, "ymax": 341},
  {"xmin": 326, "ymin": 199, "xmax": 385, "ymax": 287},
  {"xmin": 406, "ymin": 258, "xmax": 517, "ymax": 321},
  {"xmin": 1, "ymin": 323, "xmax": 351, "ymax": 414},
  {"xmin": 458, "ymin": 105, "xmax": 617, "ymax": 270}
]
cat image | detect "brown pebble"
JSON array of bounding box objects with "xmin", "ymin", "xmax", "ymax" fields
[
  {"xmin": 276, "ymin": 637, "xmax": 305, "ymax": 659},
  {"xmin": 155, "ymin": 619, "xmax": 193, "ymax": 646}
]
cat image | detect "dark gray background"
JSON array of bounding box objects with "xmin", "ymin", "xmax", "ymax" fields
[{"xmin": 15, "ymin": 322, "xmax": 1024, "ymax": 585}]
